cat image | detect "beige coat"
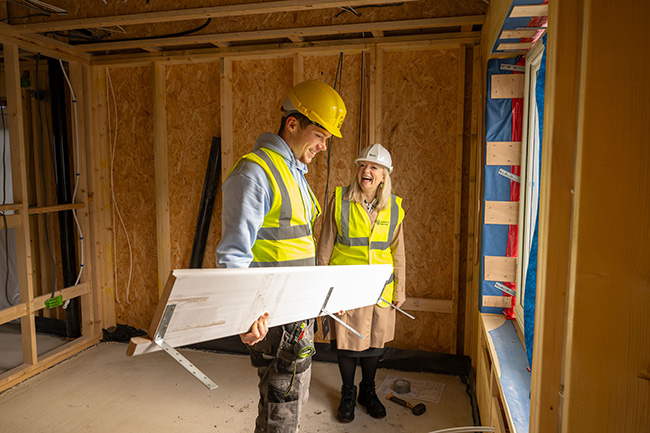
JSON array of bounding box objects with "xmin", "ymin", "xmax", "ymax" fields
[{"xmin": 316, "ymin": 191, "xmax": 406, "ymax": 351}]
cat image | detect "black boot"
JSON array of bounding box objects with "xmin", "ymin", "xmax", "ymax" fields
[
  {"xmin": 358, "ymin": 380, "xmax": 386, "ymax": 418},
  {"xmin": 337, "ymin": 384, "xmax": 357, "ymax": 423}
]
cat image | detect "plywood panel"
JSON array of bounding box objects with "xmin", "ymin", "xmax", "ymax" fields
[
  {"xmin": 231, "ymin": 57, "xmax": 293, "ymax": 168},
  {"xmin": 486, "ymin": 141, "xmax": 521, "ymax": 166},
  {"xmin": 381, "ymin": 48, "xmax": 461, "ymax": 353},
  {"xmin": 485, "ymin": 201, "xmax": 519, "ymax": 225},
  {"xmin": 484, "ymin": 256, "xmax": 517, "ymax": 282},
  {"xmin": 166, "ymin": 61, "xmax": 222, "ymax": 270},
  {"xmin": 107, "ymin": 66, "xmax": 157, "ymax": 331},
  {"xmin": 491, "ymin": 74, "xmax": 524, "ymax": 99}
]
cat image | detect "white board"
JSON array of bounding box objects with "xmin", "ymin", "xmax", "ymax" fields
[{"xmin": 128, "ymin": 264, "xmax": 394, "ymax": 356}]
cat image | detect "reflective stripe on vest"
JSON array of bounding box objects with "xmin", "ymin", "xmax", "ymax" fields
[
  {"xmin": 330, "ymin": 186, "xmax": 404, "ymax": 305},
  {"xmin": 234, "ymin": 148, "xmax": 321, "ymax": 267}
]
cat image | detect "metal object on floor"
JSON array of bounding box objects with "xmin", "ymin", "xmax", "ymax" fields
[
  {"xmin": 392, "ymin": 378, "xmax": 411, "ymax": 394},
  {"xmin": 386, "ymin": 393, "xmax": 426, "ymax": 415}
]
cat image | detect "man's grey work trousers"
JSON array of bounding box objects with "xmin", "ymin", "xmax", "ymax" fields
[{"xmin": 251, "ymin": 321, "xmax": 315, "ymax": 433}]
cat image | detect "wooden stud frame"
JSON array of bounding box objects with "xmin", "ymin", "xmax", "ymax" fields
[{"xmin": 0, "ymin": 45, "xmax": 102, "ymax": 393}]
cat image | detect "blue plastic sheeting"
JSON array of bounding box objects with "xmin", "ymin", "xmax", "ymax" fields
[
  {"xmin": 492, "ymin": 0, "xmax": 547, "ymax": 54},
  {"xmin": 480, "ymin": 57, "xmax": 521, "ymax": 314},
  {"xmin": 523, "ymin": 34, "xmax": 547, "ymax": 368},
  {"xmin": 488, "ymin": 319, "xmax": 531, "ymax": 433}
]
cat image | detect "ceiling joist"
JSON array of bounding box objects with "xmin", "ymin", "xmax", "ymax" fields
[{"xmin": 11, "ymin": 0, "xmax": 420, "ymax": 34}]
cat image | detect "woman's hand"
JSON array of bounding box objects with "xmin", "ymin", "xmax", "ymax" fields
[
  {"xmin": 393, "ymin": 300, "xmax": 404, "ymax": 309},
  {"xmin": 240, "ymin": 312, "xmax": 269, "ymax": 346}
]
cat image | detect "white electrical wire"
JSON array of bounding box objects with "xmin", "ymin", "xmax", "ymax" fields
[
  {"xmin": 58, "ymin": 59, "xmax": 84, "ymax": 290},
  {"xmin": 428, "ymin": 427, "xmax": 495, "ymax": 433},
  {"xmin": 106, "ymin": 67, "xmax": 133, "ymax": 304}
]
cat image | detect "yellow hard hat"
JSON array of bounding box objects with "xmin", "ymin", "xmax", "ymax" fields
[{"xmin": 282, "ymin": 80, "xmax": 347, "ymax": 138}]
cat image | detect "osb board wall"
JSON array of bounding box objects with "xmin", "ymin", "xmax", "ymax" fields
[
  {"xmin": 230, "ymin": 57, "xmax": 293, "ymax": 168},
  {"xmin": 106, "ymin": 66, "xmax": 158, "ymax": 331},
  {"xmin": 6, "ymin": 1, "xmax": 487, "ymax": 39},
  {"xmin": 382, "ymin": 48, "xmax": 462, "ymax": 353},
  {"xmin": 165, "ymin": 62, "xmax": 222, "ymax": 270},
  {"xmin": 103, "ymin": 46, "xmax": 473, "ymax": 353}
]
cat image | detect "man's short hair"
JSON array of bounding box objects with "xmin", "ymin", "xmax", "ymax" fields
[{"xmin": 278, "ymin": 112, "xmax": 313, "ymax": 135}]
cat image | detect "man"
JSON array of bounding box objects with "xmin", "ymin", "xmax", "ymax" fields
[{"xmin": 216, "ymin": 80, "xmax": 346, "ymax": 432}]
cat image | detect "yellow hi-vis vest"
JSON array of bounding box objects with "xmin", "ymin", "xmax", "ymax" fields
[
  {"xmin": 234, "ymin": 147, "xmax": 321, "ymax": 267},
  {"xmin": 330, "ymin": 186, "xmax": 404, "ymax": 307}
]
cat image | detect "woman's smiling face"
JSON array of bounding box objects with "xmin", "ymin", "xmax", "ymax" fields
[{"xmin": 357, "ymin": 161, "xmax": 385, "ymax": 195}]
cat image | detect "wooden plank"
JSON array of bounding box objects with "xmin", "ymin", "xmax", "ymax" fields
[
  {"xmin": 0, "ymin": 335, "xmax": 100, "ymax": 393},
  {"xmin": 484, "ymin": 256, "xmax": 517, "ymax": 282},
  {"xmin": 293, "ymin": 53, "xmax": 304, "ymax": 85},
  {"xmin": 402, "ymin": 297, "xmax": 453, "ymax": 314},
  {"xmin": 220, "ymin": 57, "xmax": 233, "ymax": 177},
  {"xmin": 90, "ymin": 32, "xmax": 481, "ymax": 67},
  {"xmin": 371, "ymin": 30, "xmax": 384, "ymax": 38},
  {"xmin": 497, "ymin": 42, "xmax": 534, "ymax": 52},
  {"xmin": 90, "ymin": 66, "xmax": 116, "ymax": 329},
  {"xmin": 486, "ymin": 141, "xmax": 522, "ymax": 165},
  {"xmin": 76, "ymin": 17, "xmax": 486, "ymax": 53},
  {"xmin": 28, "ymin": 202, "xmax": 85, "ymax": 214},
  {"xmin": 500, "ymin": 29, "xmax": 538, "ymax": 39},
  {"xmin": 561, "ymin": 1, "xmax": 650, "ymax": 432},
  {"xmin": 69, "ymin": 61, "xmax": 96, "ymax": 337},
  {"xmin": 0, "ymin": 304, "xmax": 27, "ymax": 325},
  {"xmin": 153, "ymin": 62, "xmax": 171, "ymax": 298},
  {"xmin": 0, "ymin": 23, "xmax": 89, "ymax": 63},
  {"xmin": 529, "ymin": 1, "xmax": 581, "ymax": 432},
  {"xmin": 451, "ymin": 44, "xmax": 466, "ymax": 354},
  {"xmin": 481, "ymin": 0, "xmax": 513, "ymax": 61},
  {"xmin": 510, "ymin": 4, "xmax": 549, "ymax": 18},
  {"xmin": 14, "ymin": 0, "xmax": 422, "ymax": 33},
  {"xmin": 128, "ymin": 265, "xmax": 394, "ymax": 356},
  {"xmin": 0, "ymin": 214, "xmax": 21, "ymax": 229},
  {"xmin": 4, "ymin": 42, "xmax": 37, "ymax": 365},
  {"xmin": 32, "ymin": 283, "xmax": 90, "ymax": 311},
  {"xmin": 482, "ymin": 295, "xmax": 511, "ymax": 309},
  {"xmin": 485, "ymin": 201, "xmax": 520, "ymax": 225},
  {"xmin": 491, "ymin": 74, "xmax": 524, "ymax": 99}
]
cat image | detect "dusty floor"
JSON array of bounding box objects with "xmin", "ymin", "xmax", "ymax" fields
[{"xmin": 0, "ymin": 342, "xmax": 474, "ymax": 433}]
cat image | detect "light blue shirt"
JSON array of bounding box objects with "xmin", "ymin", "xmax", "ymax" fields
[{"xmin": 216, "ymin": 132, "xmax": 315, "ymax": 268}]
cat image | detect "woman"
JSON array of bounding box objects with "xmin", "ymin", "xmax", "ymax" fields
[{"xmin": 317, "ymin": 143, "xmax": 406, "ymax": 423}]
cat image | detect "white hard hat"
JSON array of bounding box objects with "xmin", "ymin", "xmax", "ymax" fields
[{"xmin": 355, "ymin": 143, "xmax": 393, "ymax": 173}]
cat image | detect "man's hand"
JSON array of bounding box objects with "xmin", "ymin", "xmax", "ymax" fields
[
  {"xmin": 393, "ymin": 300, "xmax": 404, "ymax": 309},
  {"xmin": 240, "ymin": 312, "xmax": 270, "ymax": 346}
]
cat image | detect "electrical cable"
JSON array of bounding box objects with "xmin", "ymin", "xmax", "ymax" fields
[
  {"xmin": 35, "ymin": 54, "xmax": 58, "ymax": 299},
  {"xmin": 0, "ymin": 67, "xmax": 11, "ymax": 306},
  {"xmin": 106, "ymin": 67, "xmax": 133, "ymax": 305},
  {"xmin": 320, "ymin": 52, "xmax": 344, "ymax": 230},
  {"xmin": 334, "ymin": 3, "xmax": 405, "ymax": 18},
  {"xmin": 70, "ymin": 18, "xmax": 211, "ymax": 45},
  {"xmin": 57, "ymin": 59, "xmax": 84, "ymax": 289},
  {"xmin": 0, "ymin": 13, "xmax": 49, "ymax": 22}
]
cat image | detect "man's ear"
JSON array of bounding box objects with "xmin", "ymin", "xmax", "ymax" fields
[{"xmin": 285, "ymin": 115, "xmax": 299, "ymax": 133}]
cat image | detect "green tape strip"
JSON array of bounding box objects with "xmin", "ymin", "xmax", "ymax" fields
[{"xmin": 44, "ymin": 295, "xmax": 63, "ymax": 309}]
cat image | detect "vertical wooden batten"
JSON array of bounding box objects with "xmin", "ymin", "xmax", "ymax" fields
[
  {"xmin": 153, "ymin": 62, "xmax": 171, "ymax": 297},
  {"xmin": 293, "ymin": 53, "xmax": 304, "ymax": 85},
  {"xmin": 220, "ymin": 57, "xmax": 233, "ymax": 178},
  {"xmin": 451, "ymin": 43, "xmax": 466, "ymax": 354},
  {"xmin": 90, "ymin": 66, "xmax": 116, "ymax": 328},
  {"xmin": 368, "ymin": 45, "xmax": 383, "ymax": 145},
  {"xmin": 4, "ymin": 42, "xmax": 37, "ymax": 364}
]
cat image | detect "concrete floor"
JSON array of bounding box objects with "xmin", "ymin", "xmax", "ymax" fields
[{"xmin": 0, "ymin": 342, "xmax": 474, "ymax": 433}]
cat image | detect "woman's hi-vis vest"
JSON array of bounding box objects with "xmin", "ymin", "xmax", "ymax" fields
[
  {"xmin": 330, "ymin": 186, "xmax": 404, "ymax": 307},
  {"xmin": 235, "ymin": 147, "xmax": 321, "ymax": 267}
]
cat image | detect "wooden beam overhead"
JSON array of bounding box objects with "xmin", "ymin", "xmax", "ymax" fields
[
  {"xmin": 0, "ymin": 22, "xmax": 90, "ymax": 63},
  {"xmin": 11, "ymin": 0, "xmax": 421, "ymax": 34},
  {"xmin": 90, "ymin": 31, "xmax": 481, "ymax": 67},
  {"xmin": 75, "ymin": 16, "xmax": 485, "ymax": 53}
]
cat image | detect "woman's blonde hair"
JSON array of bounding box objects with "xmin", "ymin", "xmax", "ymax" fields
[{"xmin": 346, "ymin": 164, "xmax": 392, "ymax": 211}]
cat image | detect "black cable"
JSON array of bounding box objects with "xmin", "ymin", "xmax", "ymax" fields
[
  {"xmin": 358, "ymin": 53, "xmax": 365, "ymax": 155},
  {"xmin": 334, "ymin": 3, "xmax": 405, "ymax": 18},
  {"xmin": 0, "ymin": 13, "xmax": 49, "ymax": 22},
  {"xmin": 321, "ymin": 52, "xmax": 344, "ymax": 230},
  {"xmin": 69, "ymin": 18, "xmax": 212, "ymax": 45},
  {"xmin": 35, "ymin": 54, "xmax": 57, "ymax": 298},
  {"xmin": 0, "ymin": 66, "xmax": 10, "ymax": 305}
]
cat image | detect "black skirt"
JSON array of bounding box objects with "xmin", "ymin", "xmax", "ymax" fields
[{"xmin": 330, "ymin": 340, "xmax": 385, "ymax": 358}]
